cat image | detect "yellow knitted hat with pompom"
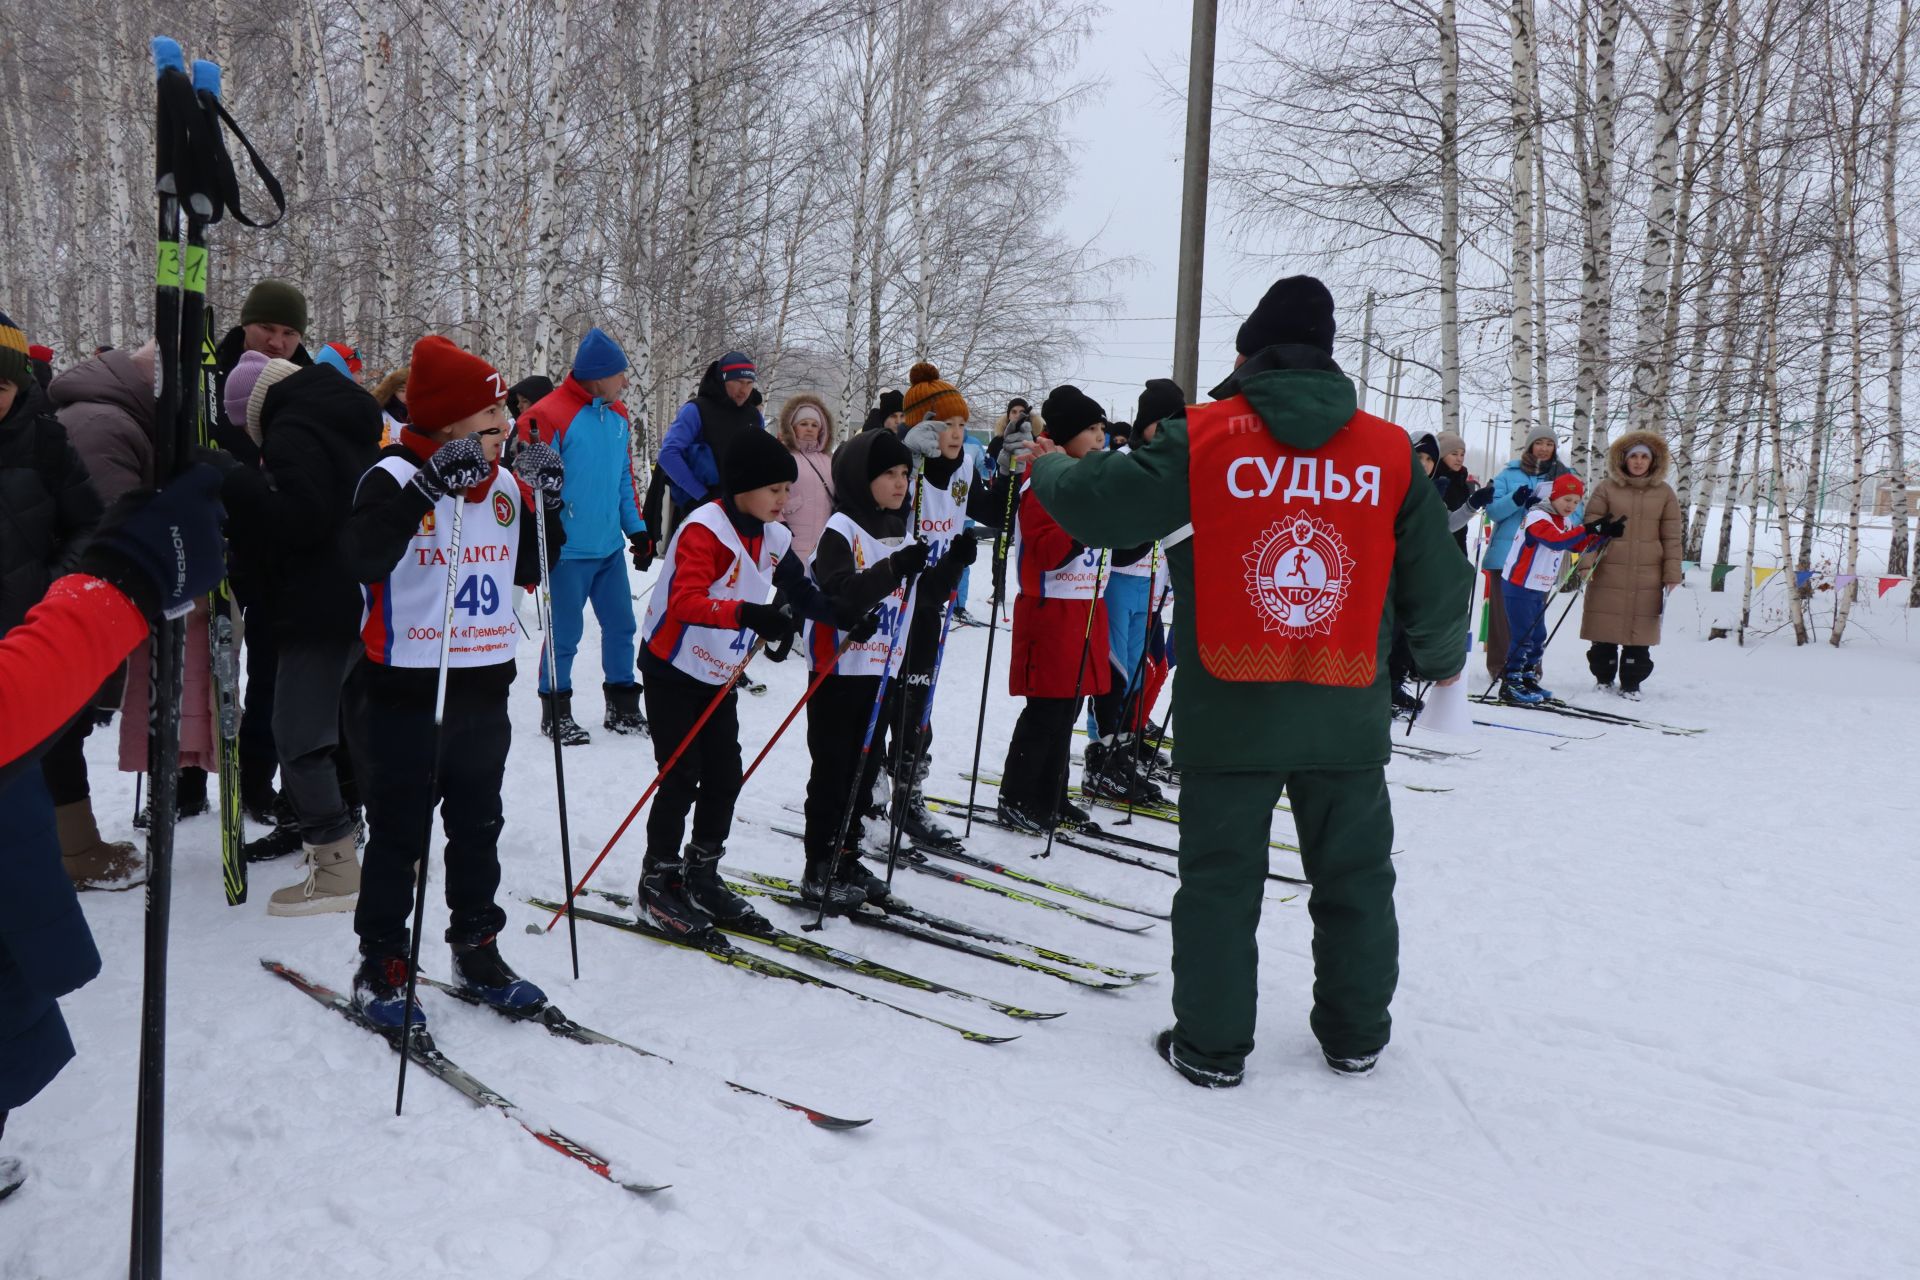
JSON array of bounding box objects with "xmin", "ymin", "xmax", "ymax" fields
[{"xmin": 900, "ymin": 361, "xmax": 969, "ymax": 426}]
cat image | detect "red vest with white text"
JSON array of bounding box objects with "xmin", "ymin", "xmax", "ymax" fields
[{"xmin": 1185, "ymin": 398, "xmax": 1411, "ymax": 686}]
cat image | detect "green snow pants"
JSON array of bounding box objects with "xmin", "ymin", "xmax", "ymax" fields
[{"xmin": 1169, "ymin": 767, "xmax": 1398, "ymax": 1075}]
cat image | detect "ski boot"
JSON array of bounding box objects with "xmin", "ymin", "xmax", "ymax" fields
[
  {"xmin": 1390, "ymin": 683, "xmax": 1425, "ymax": 718},
  {"xmin": 1520, "ymin": 672, "xmax": 1555, "ymax": 701},
  {"xmin": 602, "ymin": 682, "xmax": 649, "ymax": 736},
  {"xmin": 1499, "ymin": 675, "xmax": 1546, "ymax": 706},
  {"xmin": 452, "ymin": 934, "xmax": 547, "ymax": 1014},
  {"xmin": 1053, "ymin": 796, "xmax": 1093, "ymax": 828},
  {"xmin": 682, "ymin": 841, "xmax": 773, "ymax": 936},
  {"xmin": 637, "ymin": 858, "xmax": 722, "ymax": 945},
  {"xmin": 838, "ymin": 856, "xmax": 897, "ymax": 906},
  {"xmin": 352, "ymin": 952, "xmax": 426, "ymax": 1035},
  {"xmin": 539, "ymin": 691, "xmax": 592, "ymax": 746},
  {"xmin": 897, "ymin": 785, "xmax": 962, "ymax": 852},
  {"xmin": 800, "ymin": 850, "xmax": 871, "ymax": 912},
  {"xmin": 995, "ymin": 798, "xmax": 1049, "ymax": 836}
]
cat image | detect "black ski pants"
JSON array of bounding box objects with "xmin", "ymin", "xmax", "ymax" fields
[
  {"xmin": 804, "ymin": 672, "xmax": 891, "ymax": 870},
  {"xmin": 272, "ymin": 635, "xmax": 360, "ymax": 843},
  {"xmin": 346, "ymin": 662, "xmax": 510, "ymax": 956},
  {"xmin": 1000, "ymin": 695, "xmax": 1081, "ymax": 818},
  {"xmin": 640, "ymin": 650, "xmax": 741, "ymax": 870},
  {"xmin": 873, "ymin": 604, "xmax": 940, "ymax": 769}
]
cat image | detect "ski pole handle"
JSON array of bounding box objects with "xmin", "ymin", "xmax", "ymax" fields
[
  {"xmin": 153, "ymin": 37, "xmax": 186, "ymax": 78},
  {"xmin": 192, "ymin": 59, "xmax": 221, "ymax": 100}
]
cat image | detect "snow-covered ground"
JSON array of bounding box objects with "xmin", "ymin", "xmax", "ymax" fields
[{"xmin": 5, "ymin": 554, "xmax": 1917, "ymax": 1279}]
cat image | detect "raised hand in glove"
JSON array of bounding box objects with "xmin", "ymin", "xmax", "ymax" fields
[
  {"xmin": 1468, "ymin": 482, "xmax": 1495, "ymax": 509},
  {"xmin": 903, "ymin": 421, "xmax": 945, "ymax": 459},
  {"xmin": 1597, "ymin": 515, "xmax": 1627, "ymax": 538},
  {"xmin": 77, "ymin": 465, "xmax": 228, "ymax": 620},
  {"xmin": 889, "ymin": 540, "xmax": 931, "ymax": 582},
  {"xmin": 998, "ymin": 424, "xmax": 1037, "ymax": 470},
  {"xmin": 1510, "ymin": 485, "xmax": 1540, "ymax": 510},
  {"xmin": 410, "ymin": 435, "xmax": 491, "ymax": 501},
  {"xmin": 739, "ymin": 600, "xmax": 798, "ymax": 647},
  {"xmin": 513, "ymin": 440, "xmax": 565, "ymax": 510},
  {"xmin": 628, "ymin": 532, "xmax": 657, "ymax": 572}
]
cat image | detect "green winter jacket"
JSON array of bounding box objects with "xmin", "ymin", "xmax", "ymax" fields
[{"xmin": 1029, "ymin": 345, "xmax": 1472, "ymax": 772}]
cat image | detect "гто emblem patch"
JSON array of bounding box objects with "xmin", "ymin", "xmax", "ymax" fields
[{"xmin": 1244, "ymin": 514, "xmax": 1352, "ymax": 637}]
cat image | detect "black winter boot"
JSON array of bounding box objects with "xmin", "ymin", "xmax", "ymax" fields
[
  {"xmin": 681, "ymin": 841, "xmax": 772, "ymax": 935},
  {"xmin": 540, "ymin": 691, "xmax": 591, "ymax": 746},
  {"xmin": 450, "ymin": 934, "xmax": 547, "ymax": 1013},
  {"xmin": 1618, "ymin": 645, "xmax": 1653, "ymax": 697},
  {"xmin": 1587, "ymin": 642, "xmax": 1619, "ymax": 689},
  {"xmin": 602, "ymin": 682, "xmax": 648, "ymax": 736}
]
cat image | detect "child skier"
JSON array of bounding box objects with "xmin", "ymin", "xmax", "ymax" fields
[
  {"xmin": 889, "ymin": 363, "xmax": 991, "ymax": 850},
  {"xmin": 338, "ymin": 336, "xmax": 566, "ymax": 1029},
  {"xmin": 1082, "ymin": 378, "xmax": 1184, "ymax": 806},
  {"xmin": 635, "ymin": 426, "xmax": 837, "ymax": 941},
  {"xmin": 1498, "ymin": 472, "xmax": 1623, "ymax": 705},
  {"xmin": 798, "ymin": 429, "xmax": 947, "ymax": 910},
  {"xmin": 998, "ymin": 385, "xmax": 1112, "ymax": 833}
]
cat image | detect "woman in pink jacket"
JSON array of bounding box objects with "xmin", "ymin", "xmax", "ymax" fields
[{"xmin": 776, "ymin": 393, "xmax": 836, "ymax": 558}]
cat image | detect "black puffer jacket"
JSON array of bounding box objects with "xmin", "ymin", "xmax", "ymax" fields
[
  {"xmin": 0, "ymin": 383, "xmax": 104, "ymax": 634},
  {"xmin": 209, "ymin": 323, "xmax": 311, "ymax": 468},
  {"xmin": 217, "ymin": 365, "xmax": 384, "ymax": 642}
]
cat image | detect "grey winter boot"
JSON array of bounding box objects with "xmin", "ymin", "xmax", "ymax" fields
[
  {"xmin": 56, "ymin": 802, "xmax": 144, "ymax": 891},
  {"xmin": 267, "ymin": 834, "xmax": 361, "ymax": 917}
]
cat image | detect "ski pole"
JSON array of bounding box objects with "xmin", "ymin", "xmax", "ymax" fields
[
  {"xmin": 1119, "ymin": 553, "xmax": 1167, "ymax": 827},
  {"xmin": 738, "ymin": 631, "xmax": 862, "ymax": 787},
  {"xmin": 1042, "ymin": 549, "xmax": 1108, "ymax": 860},
  {"xmin": 396, "ymin": 496, "xmax": 465, "ymax": 1118},
  {"xmin": 526, "ymin": 421, "xmax": 579, "ymax": 980},
  {"xmin": 542, "ymin": 640, "xmax": 765, "ymax": 932},
  {"xmin": 811, "ymin": 582, "xmax": 913, "ymax": 932},
  {"xmin": 131, "ymin": 43, "xmax": 204, "ymax": 1279},
  {"xmin": 962, "ymin": 473, "xmax": 1021, "ymax": 837}
]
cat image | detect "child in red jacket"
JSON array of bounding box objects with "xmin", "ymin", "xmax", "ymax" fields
[{"xmin": 998, "ymin": 385, "xmax": 1112, "ymax": 832}]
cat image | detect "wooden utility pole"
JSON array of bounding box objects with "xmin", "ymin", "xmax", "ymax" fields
[{"xmin": 1173, "ymin": 0, "xmax": 1218, "ymax": 397}]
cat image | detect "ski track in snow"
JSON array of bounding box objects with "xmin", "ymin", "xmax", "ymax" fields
[{"xmin": 4, "ymin": 559, "xmax": 1917, "ymax": 1279}]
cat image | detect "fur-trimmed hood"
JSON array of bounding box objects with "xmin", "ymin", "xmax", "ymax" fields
[{"xmin": 1606, "ymin": 429, "xmax": 1671, "ymax": 487}]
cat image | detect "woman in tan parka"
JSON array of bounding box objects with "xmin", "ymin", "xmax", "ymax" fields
[{"xmin": 1579, "ymin": 430, "xmax": 1682, "ymax": 698}]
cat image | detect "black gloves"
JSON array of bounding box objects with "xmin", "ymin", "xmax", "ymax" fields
[
  {"xmin": 513, "ymin": 441, "xmax": 565, "ymax": 510},
  {"xmin": 77, "ymin": 465, "xmax": 228, "ymax": 619},
  {"xmin": 628, "ymin": 532, "xmax": 657, "ymax": 572},
  {"xmin": 1511, "ymin": 485, "xmax": 1540, "ymax": 510},
  {"xmin": 944, "ymin": 528, "xmax": 980, "ymax": 569},
  {"xmin": 410, "ymin": 436, "xmax": 491, "ymax": 501},
  {"xmin": 1585, "ymin": 515, "xmax": 1627, "ymax": 539},
  {"xmin": 739, "ymin": 601, "xmax": 798, "ymax": 648},
  {"xmin": 1468, "ymin": 482, "xmax": 1495, "ymax": 510},
  {"xmin": 889, "ymin": 540, "xmax": 931, "ymax": 582},
  {"xmin": 846, "ymin": 609, "xmax": 882, "ymax": 642}
]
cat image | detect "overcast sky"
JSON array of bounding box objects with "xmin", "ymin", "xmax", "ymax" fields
[{"xmin": 1046, "ymin": 0, "xmax": 1275, "ymax": 421}]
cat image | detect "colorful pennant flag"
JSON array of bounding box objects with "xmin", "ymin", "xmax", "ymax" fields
[
  {"xmin": 1836, "ymin": 574, "xmax": 1857, "ymax": 590},
  {"xmin": 1753, "ymin": 566, "xmax": 1778, "ymax": 587},
  {"xmin": 1682, "ymin": 559, "xmax": 1699, "ymax": 572},
  {"xmin": 1880, "ymin": 577, "xmax": 1906, "ymax": 597},
  {"xmin": 1711, "ymin": 563, "xmax": 1733, "ymax": 590},
  {"xmin": 1793, "ymin": 569, "xmax": 1814, "ymax": 587}
]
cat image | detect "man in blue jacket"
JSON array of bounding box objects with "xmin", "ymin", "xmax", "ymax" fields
[
  {"xmin": 1475, "ymin": 423, "xmax": 1578, "ymax": 681},
  {"xmin": 519, "ymin": 328, "xmax": 652, "ymax": 744},
  {"xmin": 657, "ymin": 350, "xmax": 764, "ymax": 537}
]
